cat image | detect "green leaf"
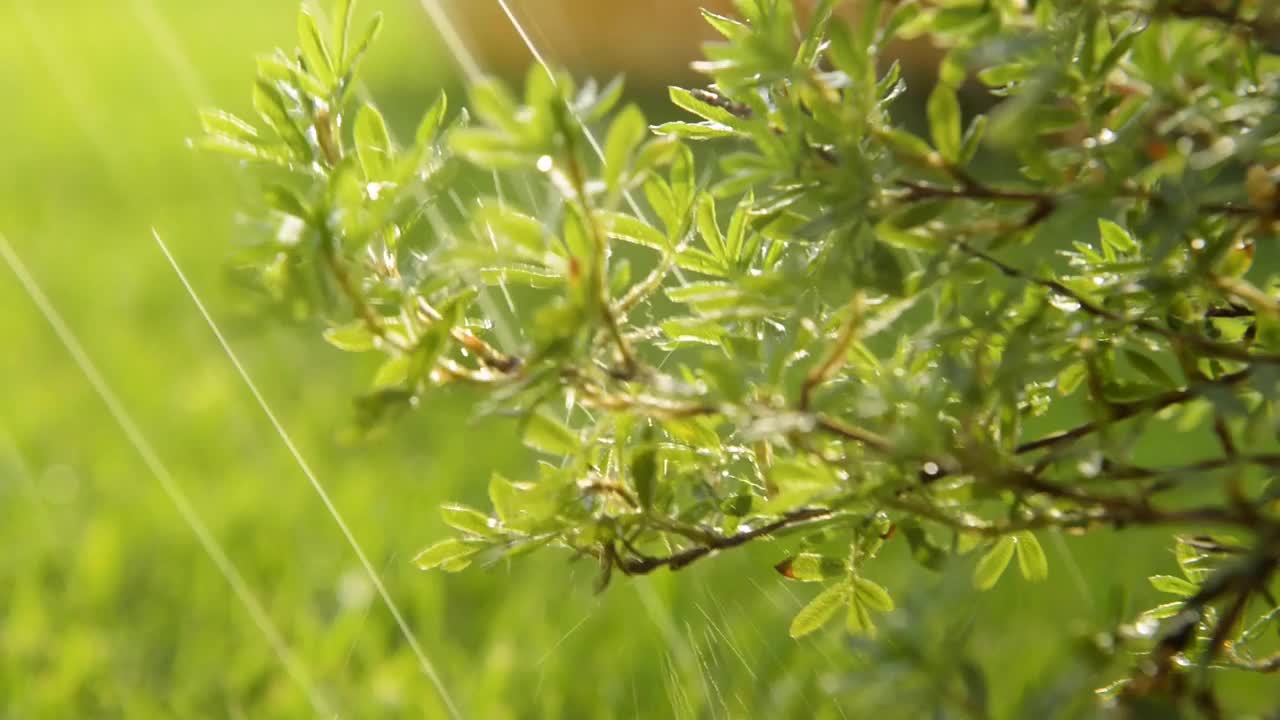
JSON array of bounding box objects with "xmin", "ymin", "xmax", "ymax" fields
[
  {"xmin": 701, "ymin": 9, "xmax": 747, "ymax": 39},
  {"xmin": 880, "ymin": 127, "xmax": 936, "ymax": 162},
  {"xmin": 197, "ymin": 135, "xmax": 294, "ymax": 167},
  {"xmin": 252, "ymin": 79, "xmax": 310, "ymax": 159},
  {"xmin": 1149, "ymin": 574, "xmax": 1198, "ymax": 597},
  {"xmin": 297, "ymin": 6, "xmax": 334, "ymax": 88},
  {"xmin": 852, "ymin": 0, "xmax": 883, "ymax": 49},
  {"xmin": 764, "ymin": 457, "xmax": 837, "ymax": 512},
  {"xmin": 1097, "ymin": 219, "xmax": 1138, "ymax": 255},
  {"xmin": 958, "ymin": 114, "xmax": 988, "ymax": 166},
  {"xmin": 354, "ymin": 104, "xmax": 393, "ymax": 180},
  {"xmin": 323, "ymin": 321, "xmax": 377, "ymax": 352},
  {"xmin": 1057, "ymin": 362, "xmax": 1087, "ymax": 396},
  {"xmin": 604, "ymin": 105, "xmax": 647, "ymax": 190},
  {"xmin": 978, "ymin": 62, "xmax": 1025, "ymax": 87},
  {"xmin": 1097, "ymin": 20, "xmax": 1143, "ymax": 78},
  {"xmin": 723, "ymin": 194, "xmax": 751, "ymax": 267},
  {"xmin": 938, "ymin": 48, "xmax": 968, "ymax": 89},
  {"xmin": 973, "ymin": 536, "xmax": 1016, "ymax": 590},
  {"xmin": 1014, "ymin": 532, "xmax": 1048, "ymax": 582},
  {"xmin": 933, "ymin": 5, "xmax": 994, "ymax": 34},
  {"xmin": 882, "ymin": 1, "xmax": 921, "ymax": 40},
  {"xmin": 660, "ymin": 317, "xmax": 727, "ymax": 347},
  {"xmin": 331, "ymin": 0, "xmax": 355, "ymax": 69},
  {"xmin": 440, "ymin": 504, "xmax": 500, "ymax": 538},
  {"xmin": 852, "ymin": 577, "xmax": 895, "ymax": 612},
  {"xmin": 789, "ymin": 582, "xmax": 851, "ymax": 638},
  {"xmin": 394, "ymin": 91, "xmax": 448, "ymax": 182},
  {"xmin": 200, "ymin": 109, "xmax": 260, "ymax": 144},
  {"xmin": 927, "ymin": 82, "xmax": 962, "ymax": 163},
  {"xmin": 601, "ymin": 211, "xmax": 667, "ymax": 251},
  {"xmin": 487, "ymin": 473, "xmax": 519, "ymax": 525},
  {"xmin": 1139, "ymin": 601, "xmax": 1185, "ymax": 622},
  {"xmin": 523, "ymin": 411, "xmax": 579, "ymax": 456},
  {"xmin": 696, "ymin": 194, "xmax": 726, "ymax": 261},
  {"xmin": 776, "ymin": 553, "xmax": 844, "ymax": 582},
  {"xmin": 372, "ymin": 354, "xmax": 411, "ymax": 389},
  {"xmin": 861, "ymin": 240, "xmax": 907, "ymax": 297},
  {"xmin": 652, "ymin": 121, "xmax": 736, "ymax": 141},
  {"xmin": 416, "ymin": 91, "xmax": 449, "ymax": 145},
  {"xmin": 256, "ymin": 51, "xmax": 327, "ymax": 98},
  {"xmin": 414, "ymin": 538, "xmax": 480, "ymax": 571},
  {"xmin": 476, "ymin": 204, "xmax": 546, "ymax": 255},
  {"xmin": 468, "ymin": 79, "xmax": 517, "ymax": 135},
  {"xmin": 675, "ymin": 248, "xmax": 727, "ymax": 277},
  {"xmin": 669, "ymin": 144, "xmax": 697, "ymax": 220},
  {"xmin": 344, "ymin": 12, "xmax": 383, "ymax": 81},
  {"xmin": 845, "ymin": 597, "xmax": 877, "ymax": 636},
  {"xmin": 449, "ymin": 128, "xmax": 535, "ymax": 168},
  {"xmin": 875, "ymin": 218, "xmax": 947, "ymax": 252},
  {"xmin": 668, "ymin": 86, "xmax": 742, "ymax": 128},
  {"xmin": 826, "ymin": 20, "xmax": 871, "ymax": 92},
  {"xmin": 1256, "ymin": 309, "xmax": 1280, "ymax": 351},
  {"xmin": 410, "ymin": 295, "xmax": 465, "ymax": 378},
  {"xmin": 644, "ymin": 177, "xmax": 678, "ymax": 230}
]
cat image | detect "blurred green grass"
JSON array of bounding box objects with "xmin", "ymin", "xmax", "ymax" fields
[{"xmin": 1, "ymin": 1, "xmax": 1274, "ymax": 718}]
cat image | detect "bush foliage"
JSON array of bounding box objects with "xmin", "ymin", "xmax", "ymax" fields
[{"xmin": 204, "ymin": 0, "xmax": 1280, "ymax": 712}]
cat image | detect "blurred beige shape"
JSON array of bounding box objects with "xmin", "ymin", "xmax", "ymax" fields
[
  {"xmin": 452, "ymin": 1, "xmax": 737, "ymax": 82},
  {"xmin": 447, "ymin": 1, "xmax": 930, "ymax": 88}
]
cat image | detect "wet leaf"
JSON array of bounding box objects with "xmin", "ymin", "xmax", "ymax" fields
[
  {"xmin": 852, "ymin": 576, "xmax": 895, "ymax": 612},
  {"xmin": 973, "ymin": 536, "xmax": 1016, "ymax": 590},
  {"xmin": 1149, "ymin": 574, "xmax": 1198, "ymax": 597},
  {"xmin": 414, "ymin": 538, "xmax": 480, "ymax": 571},
  {"xmin": 1015, "ymin": 532, "xmax": 1048, "ymax": 582},
  {"xmin": 927, "ymin": 82, "xmax": 962, "ymax": 162},
  {"xmin": 789, "ymin": 582, "xmax": 851, "ymax": 638}
]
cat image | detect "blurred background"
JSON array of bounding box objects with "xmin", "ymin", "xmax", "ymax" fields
[{"xmin": 0, "ymin": 1, "xmax": 1272, "ymax": 717}]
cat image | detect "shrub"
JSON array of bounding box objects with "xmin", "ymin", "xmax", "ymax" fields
[{"xmin": 203, "ymin": 0, "xmax": 1280, "ymax": 711}]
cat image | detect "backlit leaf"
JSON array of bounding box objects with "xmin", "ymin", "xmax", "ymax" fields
[
  {"xmin": 789, "ymin": 582, "xmax": 851, "ymax": 638},
  {"xmin": 414, "ymin": 538, "xmax": 480, "ymax": 571},
  {"xmin": 853, "ymin": 577, "xmax": 895, "ymax": 612},
  {"xmin": 1015, "ymin": 532, "xmax": 1048, "ymax": 582},
  {"xmin": 973, "ymin": 536, "xmax": 1016, "ymax": 590}
]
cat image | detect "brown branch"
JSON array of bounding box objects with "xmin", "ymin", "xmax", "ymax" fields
[
  {"xmin": 1206, "ymin": 303, "xmax": 1255, "ymax": 319},
  {"xmin": 814, "ymin": 414, "xmax": 898, "ymax": 456},
  {"xmin": 896, "ymin": 178, "xmax": 1263, "ymax": 220},
  {"xmin": 415, "ymin": 296, "xmax": 523, "ymax": 374},
  {"xmin": 614, "ymin": 506, "xmax": 835, "ymax": 575},
  {"xmin": 321, "ymin": 239, "xmax": 410, "ymax": 353},
  {"xmin": 1016, "ymin": 369, "xmax": 1251, "ymax": 454},
  {"xmin": 957, "ymin": 240, "xmax": 1280, "ymax": 366},
  {"xmin": 556, "ymin": 110, "xmax": 637, "ymax": 378},
  {"xmin": 800, "ymin": 291, "xmax": 865, "ymax": 411},
  {"xmin": 1226, "ymin": 653, "xmax": 1280, "ymax": 673},
  {"xmin": 1003, "ymin": 471, "xmax": 1256, "ymax": 529}
]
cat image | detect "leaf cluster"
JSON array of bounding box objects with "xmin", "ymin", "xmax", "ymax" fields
[{"xmin": 204, "ymin": 0, "xmax": 1280, "ymax": 710}]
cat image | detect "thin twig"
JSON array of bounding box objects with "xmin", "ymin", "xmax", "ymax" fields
[
  {"xmin": 800, "ymin": 291, "xmax": 865, "ymax": 411},
  {"xmin": 1016, "ymin": 369, "xmax": 1251, "ymax": 454},
  {"xmin": 615, "ymin": 507, "xmax": 834, "ymax": 575}
]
